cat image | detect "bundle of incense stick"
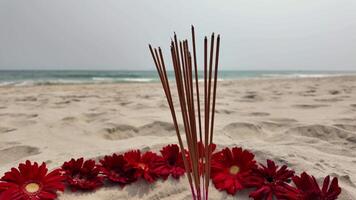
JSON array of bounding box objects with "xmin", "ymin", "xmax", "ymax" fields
[{"xmin": 149, "ymin": 26, "xmax": 220, "ymax": 200}]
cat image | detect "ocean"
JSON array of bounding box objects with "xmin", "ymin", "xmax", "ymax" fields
[{"xmin": 0, "ymin": 70, "xmax": 355, "ymax": 86}]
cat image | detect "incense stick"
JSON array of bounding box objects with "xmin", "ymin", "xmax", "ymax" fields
[
  {"xmin": 149, "ymin": 45, "xmax": 196, "ymax": 197},
  {"xmin": 191, "ymin": 26, "xmax": 202, "ymax": 143},
  {"xmin": 149, "ymin": 27, "xmax": 220, "ymax": 200}
]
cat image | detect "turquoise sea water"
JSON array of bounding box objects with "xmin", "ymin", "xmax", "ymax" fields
[{"xmin": 0, "ymin": 70, "xmax": 355, "ymax": 86}]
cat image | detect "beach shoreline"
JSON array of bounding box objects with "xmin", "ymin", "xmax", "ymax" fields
[{"xmin": 1, "ymin": 70, "xmax": 356, "ymax": 87}]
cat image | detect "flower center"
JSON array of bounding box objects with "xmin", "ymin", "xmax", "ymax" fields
[
  {"xmin": 138, "ymin": 163, "xmax": 148, "ymax": 171},
  {"xmin": 266, "ymin": 177, "xmax": 274, "ymax": 183},
  {"xmin": 168, "ymin": 158, "xmax": 176, "ymax": 166},
  {"xmin": 229, "ymin": 165, "xmax": 240, "ymax": 175},
  {"xmin": 25, "ymin": 182, "xmax": 40, "ymax": 193}
]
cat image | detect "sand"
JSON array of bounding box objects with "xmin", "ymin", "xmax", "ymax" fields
[{"xmin": 0, "ymin": 76, "xmax": 355, "ymax": 199}]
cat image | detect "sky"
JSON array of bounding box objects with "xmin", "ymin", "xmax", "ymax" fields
[{"xmin": 0, "ymin": 0, "xmax": 355, "ymax": 71}]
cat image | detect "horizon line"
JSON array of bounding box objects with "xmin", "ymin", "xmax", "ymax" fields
[{"xmin": 1, "ymin": 69, "xmax": 356, "ymax": 72}]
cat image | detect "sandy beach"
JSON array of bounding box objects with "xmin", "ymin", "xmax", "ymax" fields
[{"xmin": 0, "ymin": 76, "xmax": 355, "ymax": 199}]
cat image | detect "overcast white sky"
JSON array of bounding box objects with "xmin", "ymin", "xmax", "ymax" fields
[{"xmin": 0, "ymin": 0, "xmax": 355, "ymax": 70}]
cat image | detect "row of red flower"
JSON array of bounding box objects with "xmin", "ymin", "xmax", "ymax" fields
[{"xmin": 0, "ymin": 144, "xmax": 341, "ymax": 200}]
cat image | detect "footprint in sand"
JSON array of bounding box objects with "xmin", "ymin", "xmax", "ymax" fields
[
  {"xmin": 101, "ymin": 121, "xmax": 178, "ymax": 140},
  {"xmin": 102, "ymin": 124, "xmax": 139, "ymax": 140},
  {"xmin": 268, "ymin": 118, "xmax": 298, "ymax": 124},
  {"xmin": 314, "ymin": 97, "xmax": 343, "ymax": 102},
  {"xmin": 15, "ymin": 96, "xmax": 38, "ymax": 102},
  {"xmin": 133, "ymin": 103, "xmax": 151, "ymax": 110},
  {"xmin": 272, "ymin": 91, "xmax": 283, "ymax": 96},
  {"xmin": 342, "ymin": 88, "xmax": 353, "ymax": 94},
  {"xmin": 239, "ymin": 94, "xmax": 263, "ymax": 102},
  {"xmin": 120, "ymin": 101, "xmax": 132, "ymax": 106},
  {"xmin": 222, "ymin": 122, "xmax": 264, "ymax": 140},
  {"xmin": 329, "ymin": 90, "xmax": 341, "ymax": 95},
  {"xmin": 82, "ymin": 112, "xmax": 106, "ymax": 123},
  {"xmin": 138, "ymin": 121, "xmax": 178, "ymax": 136},
  {"xmin": 137, "ymin": 94, "xmax": 154, "ymax": 99},
  {"xmin": 292, "ymin": 104, "xmax": 329, "ymax": 109},
  {"xmin": 216, "ymin": 109, "xmax": 235, "ymax": 114},
  {"xmin": 305, "ymin": 89, "xmax": 316, "ymax": 93},
  {"xmin": 258, "ymin": 121, "xmax": 290, "ymax": 132},
  {"xmin": 0, "ymin": 127, "xmax": 17, "ymax": 133},
  {"xmin": 334, "ymin": 124, "xmax": 356, "ymax": 132},
  {"xmin": 284, "ymin": 126, "xmax": 356, "ymax": 157},
  {"xmin": 61, "ymin": 94, "xmax": 99, "ymax": 99},
  {"xmin": 55, "ymin": 100, "xmax": 71, "ymax": 105},
  {"xmin": 299, "ymin": 93, "xmax": 316, "ymax": 97},
  {"xmin": 61, "ymin": 116, "xmax": 78, "ymax": 123},
  {"xmin": 0, "ymin": 145, "xmax": 40, "ymax": 165},
  {"xmin": 299, "ymin": 89, "xmax": 317, "ymax": 97},
  {"xmin": 247, "ymin": 112, "xmax": 270, "ymax": 117},
  {"xmin": 0, "ymin": 113, "xmax": 38, "ymax": 118},
  {"xmin": 334, "ymin": 118, "xmax": 356, "ymax": 124},
  {"xmin": 285, "ymin": 125, "xmax": 356, "ymax": 144}
]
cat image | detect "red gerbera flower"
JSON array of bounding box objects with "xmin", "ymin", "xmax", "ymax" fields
[
  {"xmin": 61, "ymin": 158, "xmax": 103, "ymax": 191},
  {"xmin": 0, "ymin": 160, "xmax": 65, "ymax": 200},
  {"xmin": 154, "ymin": 144, "xmax": 186, "ymax": 179},
  {"xmin": 210, "ymin": 147, "xmax": 257, "ymax": 195},
  {"xmin": 292, "ymin": 172, "xmax": 341, "ymax": 200},
  {"xmin": 248, "ymin": 159, "xmax": 296, "ymax": 200},
  {"xmin": 99, "ymin": 153, "xmax": 137, "ymax": 185},
  {"xmin": 124, "ymin": 150, "xmax": 161, "ymax": 183}
]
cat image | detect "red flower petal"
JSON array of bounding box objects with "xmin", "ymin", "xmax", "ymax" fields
[
  {"xmin": 61, "ymin": 158, "xmax": 103, "ymax": 191},
  {"xmin": 124, "ymin": 150, "xmax": 161, "ymax": 183},
  {"xmin": 0, "ymin": 160, "xmax": 65, "ymax": 200},
  {"xmin": 248, "ymin": 159, "xmax": 295, "ymax": 200},
  {"xmin": 154, "ymin": 144, "xmax": 186, "ymax": 179},
  {"xmin": 211, "ymin": 147, "xmax": 257, "ymax": 195},
  {"xmin": 292, "ymin": 172, "xmax": 341, "ymax": 200},
  {"xmin": 99, "ymin": 153, "xmax": 137, "ymax": 185}
]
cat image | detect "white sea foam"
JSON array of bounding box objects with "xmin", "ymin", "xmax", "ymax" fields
[
  {"xmin": 260, "ymin": 73, "xmax": 354, "ymax": 78},
  {"xmin": 0, "ymin": 78, "xmax": 156, "ymax": 87},
  {"xmin": 122, "ymin": 78, "xmax": 155, "ymax": 82},
  {"xmin": 92, "ymin": 77, "xmax": 155, "ymax": 82},
  {"xmin": 0, "ymin": 81, "xmax": 17, "ymax": 86}
]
